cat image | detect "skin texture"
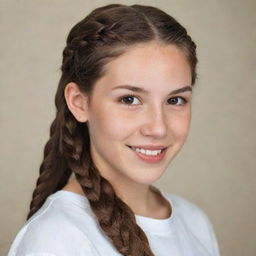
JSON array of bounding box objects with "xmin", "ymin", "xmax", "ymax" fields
[{"xmin": 63, "ymin": 41, "xmax": 192, "ymax": 218}]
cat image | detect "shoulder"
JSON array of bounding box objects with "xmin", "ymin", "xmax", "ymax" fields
[
  {"xmin": 9, "ymin": 195, "xmax": 97, "ymax": 256},
  {"xmin": 163, "ymin": 191, "xmax": 220, "ymax": 256}
]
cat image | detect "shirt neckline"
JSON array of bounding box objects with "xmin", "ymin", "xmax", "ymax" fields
[
  {"xmin": 50, "ymin": 189, "xmax": 175, "ymax": 235},
  {"xmin": 134, "ymin": 191, "xmax": 175, "ymax": 234}
]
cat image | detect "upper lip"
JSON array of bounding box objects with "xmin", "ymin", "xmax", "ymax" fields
[{"xmin": 128, "ymin": 145, "xmax": 168, "ymax": 150}]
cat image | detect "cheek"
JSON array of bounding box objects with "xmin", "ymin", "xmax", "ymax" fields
[
  {"xmin": 88, "ymin": 105, "xmax": 136, "ymax": 141},
  {"xmin": 169, "ymin": 111, "xmax": 191, "ymax": 139}
]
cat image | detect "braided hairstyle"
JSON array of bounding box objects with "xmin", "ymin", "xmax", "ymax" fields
[{"xmin": 26, "ymin": 4, "xmax": 197, "ymax": 256}]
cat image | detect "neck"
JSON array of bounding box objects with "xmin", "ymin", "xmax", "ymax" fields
[{"xmin": 62, "ymin": 173, "xmax": 171, "ymax": 219}]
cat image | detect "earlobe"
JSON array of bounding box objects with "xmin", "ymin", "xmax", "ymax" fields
[{"xmin": 64, "ymin": 82, "xmax": 89, "ymax": 123}]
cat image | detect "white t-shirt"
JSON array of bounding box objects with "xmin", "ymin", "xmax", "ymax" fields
[{"xmin": 8, "ymin": 190, "xmax": 220, "ymax": 256}]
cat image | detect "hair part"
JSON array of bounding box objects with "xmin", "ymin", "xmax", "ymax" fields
[{"xmin": 27, "ymin": 4, "xmax": 197, "ymax": 256}]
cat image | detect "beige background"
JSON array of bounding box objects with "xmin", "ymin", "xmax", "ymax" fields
[{"xmin": 1, "ymin": 0, "xmax": 255, "ymax": 255}]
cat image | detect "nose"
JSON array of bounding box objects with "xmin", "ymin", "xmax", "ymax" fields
[{"xmin": 140, "ymin": 105, "xmax": 168, "ymax": 139}]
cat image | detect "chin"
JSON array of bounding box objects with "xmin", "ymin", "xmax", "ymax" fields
[{"xmin": 131, "ymin": 170, "xmax": 165, "ymax": 185}]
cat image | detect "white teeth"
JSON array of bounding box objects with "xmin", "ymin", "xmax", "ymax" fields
[{"xmin": 133, "ymin": 147, "xmax": 162, "ymax": 156}]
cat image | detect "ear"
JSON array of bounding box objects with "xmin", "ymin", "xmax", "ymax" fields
[{"xmin": 64, "ymin": 82, "xmax": 89, "ymax": 123}]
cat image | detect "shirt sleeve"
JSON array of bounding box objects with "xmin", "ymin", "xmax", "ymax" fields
[
  {"xmin": 171, "ymin": 193, "xmax": 221, "ymax": 256},
  {"xmin": 200, "ymin": 211, "xmax": 220, "ymax": 256},
  {"xmin": 9, "ymin": 225, "xmax": 101, "ymax": 256},
  {"xmin": 187, "ymin": 204, "xmax": 220, "ymax": 256}
]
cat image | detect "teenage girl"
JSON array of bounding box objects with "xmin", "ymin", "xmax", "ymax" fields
[{"xmin": 8, "ymin": 4, "xmax": 220, "ymax": 256}]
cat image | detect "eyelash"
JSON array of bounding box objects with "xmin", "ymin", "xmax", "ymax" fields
[{"xmin": 119, "ymin": 94, "xmax": 188, "ymax": 107}]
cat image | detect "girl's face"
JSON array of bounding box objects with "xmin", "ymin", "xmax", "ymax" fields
[{"xmin": 86, "ymin": 41, "xmax": 192, "ymax": 188}]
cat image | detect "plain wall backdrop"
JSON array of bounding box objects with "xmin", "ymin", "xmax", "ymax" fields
[{"xmin": 1, "ymin": 0, "xmax": 255, "ymax": 255}]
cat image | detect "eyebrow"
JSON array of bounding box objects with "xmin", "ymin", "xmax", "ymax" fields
[{"xmin": 112, "ymin": 84, "xmax": 192, "ymax": 95}]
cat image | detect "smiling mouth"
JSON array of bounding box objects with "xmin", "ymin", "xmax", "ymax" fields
[
  {"xmin": 127, "ymin": 145, "xmax": 167, "ymax": 155},
  {"xmin": 126, "ymin": 145, "xmax": 168, "ymax": 163}
]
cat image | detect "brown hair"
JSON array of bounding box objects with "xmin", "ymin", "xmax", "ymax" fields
[{"xmin": 26, "ymin": 4, "xmax": 197, "ymax": 256}]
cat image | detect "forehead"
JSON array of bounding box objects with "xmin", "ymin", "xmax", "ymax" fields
[{"xmin": 95, "ymin": 41, "xmax": 192, "ymax": 91}]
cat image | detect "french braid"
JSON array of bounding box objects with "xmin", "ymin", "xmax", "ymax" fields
[{"xmin": 27, "ymin": 3, "xmax": 197, "ymax": 256}]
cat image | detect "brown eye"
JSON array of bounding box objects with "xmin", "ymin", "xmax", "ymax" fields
[
  {"xmin": 120, "ymin": 95, "xmax": 140, "ymax": 105},
  {"xmin": 167, "ymin": 97, "xmax": 187, "ymax": 105}
]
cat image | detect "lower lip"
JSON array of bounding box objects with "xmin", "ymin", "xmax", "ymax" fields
[{"xmin": 128, "ymin": 147, "xmax": 167, "ymax": 163}]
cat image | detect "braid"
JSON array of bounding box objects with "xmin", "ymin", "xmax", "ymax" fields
[{"xmin": 26, "ymin": 93, "xmax": 72, "ymax": 220}]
